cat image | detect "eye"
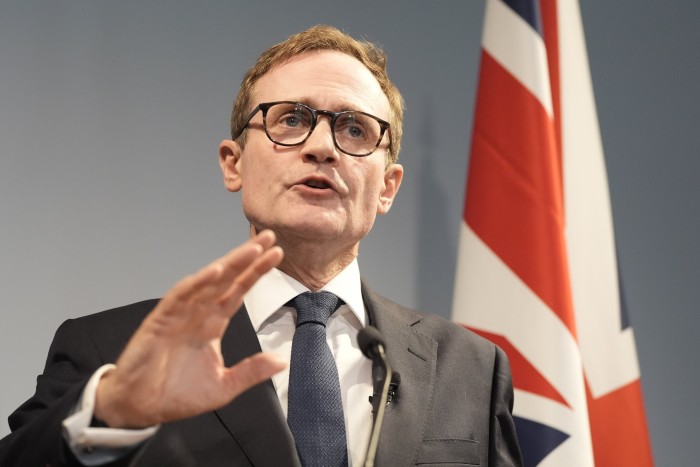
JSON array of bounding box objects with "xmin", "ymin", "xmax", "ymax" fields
[
  {"xmin": 282, "ymin": 113, "xmax": 301, "ymax": 127},
  {"xmin": 336, "ymin": 113, "xmax": 368, "ymax": 140},
  {"xmin": 342, "ymin": 125, "xmax": 364, "ymax": 140},
  {"xmin": 347, "ymin": 125, "xmax": 364, "ymax": 138},
  {"xmin": 280, "ymin": 108, "xmax": 310, "ymax": 128},
  {"xmin": 267, "ymin": 104, "xmax": 312, "ymax": 131}
]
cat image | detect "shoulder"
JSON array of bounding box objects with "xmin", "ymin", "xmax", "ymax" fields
[
  {"xmin": 53, "ymin": 298, "xmax": 160, "ymax": 362},
  {"xmin": 361, "ymin": 283, "xmax": 500, "ymax": 361},
  {"xmin": 61, "ymin": 298, "xmax": 159, "ymax": 334}
]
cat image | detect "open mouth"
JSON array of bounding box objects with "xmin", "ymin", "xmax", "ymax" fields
[{"xmin": 303, "ymin": 179, "xmax": 332, "ymax": 190}]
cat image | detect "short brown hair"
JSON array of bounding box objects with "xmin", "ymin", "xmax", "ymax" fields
[{"xmin": 230, "ymin": 25, "xmax": 404, "ymax": 164}]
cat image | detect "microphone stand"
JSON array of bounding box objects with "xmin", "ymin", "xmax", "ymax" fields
[{"xmin": 364, "ymin": 344, "xmax": 391, "ymax": 467}]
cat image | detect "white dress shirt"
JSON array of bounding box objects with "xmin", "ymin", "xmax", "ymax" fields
[
  {"xmin": 246, "ymin": 260, "xmax": 373, "ymax": 466},
  {"xmin": 63, "ymin": 260, "xmax": 373, "ymax": 466}
]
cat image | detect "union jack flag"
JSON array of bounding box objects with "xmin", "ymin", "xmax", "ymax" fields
[{"xmin": 451, "ymin": 0, "xmax": 654, "ymax": 464}]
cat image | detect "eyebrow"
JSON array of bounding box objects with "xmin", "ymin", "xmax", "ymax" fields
[{"xmin": 287, "ymin": 97, "xmax": 363, "ymax": 113}]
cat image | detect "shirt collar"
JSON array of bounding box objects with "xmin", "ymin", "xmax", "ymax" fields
[{"xmin": 244, "ymin": 258, "xmax": 366, "ymax": 332}]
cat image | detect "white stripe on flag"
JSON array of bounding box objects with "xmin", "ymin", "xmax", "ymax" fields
[
  {"xmin": 482, "ymin": 0, "xmax": 553, "ymax": 116},
  {"xmin": 558, "ymin": 1, "xmax": 642, "ymax": 398}
]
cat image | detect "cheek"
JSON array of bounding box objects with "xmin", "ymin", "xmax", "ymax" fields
[
  {"xmin": 240, "ymin": 152, "xmax": 274, "ymax": 191},
  {"xmin": 239, "ymin": 160, "xmax": 273, "ymax": 209},
  {"xmin": 353, "ymin": 168, "xmax": 385, "ymax": 212}
]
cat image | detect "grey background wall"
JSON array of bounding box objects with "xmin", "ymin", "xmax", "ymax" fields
[{"xmin": 1, "ymin": 1, "xmax": 698, "ymax": 464}]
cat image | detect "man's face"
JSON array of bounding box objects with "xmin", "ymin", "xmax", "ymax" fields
[{"xmin": 219, "ymin": 51, "xmax": 403, "ymax": 251}]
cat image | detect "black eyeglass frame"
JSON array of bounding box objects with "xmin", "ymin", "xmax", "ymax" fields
[{"xmin": 233, "ymin": 101, "xmax": 391, "ymax": 157}]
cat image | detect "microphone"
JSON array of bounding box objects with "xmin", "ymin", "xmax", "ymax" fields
[
  {"xmin": 386, "ymin": 371, "xmax": 400, "ymax": 405},
  {"xmin": 358, "ymin": 325, "xmax": 385, "ymax": 360},
  {"xmin": 368, "ymin": 371, "xmax": 400, "ymax": 410},
  {"xmin": 357, "ymin": 326, "xmax": 392, "ymax": 467}
]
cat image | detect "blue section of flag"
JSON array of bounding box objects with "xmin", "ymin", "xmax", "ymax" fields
[
  {"xmin": 513, "ymin": 416, "xmax": 569, "ymax": 466},
  {"xmin": 617, "ymin": 252, "xmax": 631, "ymax": 330},
  {"xmin": 502, "ymin": 0, "xmax": 542, "ymax": 34}
]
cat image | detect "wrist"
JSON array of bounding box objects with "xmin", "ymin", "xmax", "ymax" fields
[{"xmin": 94, "ymin": 370, "xmax": 154, "ymax": 429}]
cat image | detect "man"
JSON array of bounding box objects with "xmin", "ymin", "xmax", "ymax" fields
[{"xmin": 0, "ymin": 26, "xmax": 522, "ymax": 466}]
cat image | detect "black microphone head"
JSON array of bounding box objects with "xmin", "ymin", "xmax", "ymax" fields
[
  {"xmin": 357, "ymin": 325, "xmax": 385, "ymax": 359},
  {"xmin": 390, "ymin": 371, "xmax": 401, "ymax": 386}
]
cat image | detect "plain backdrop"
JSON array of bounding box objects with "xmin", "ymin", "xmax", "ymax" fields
[{"xmin": 1, "ymin": 1, "xmax": 698, "ymax": 465}]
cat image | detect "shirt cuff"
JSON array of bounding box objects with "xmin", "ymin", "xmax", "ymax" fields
[{"xmin": 62, "ymin": 364, "xmax": 160, "ymax": 465}]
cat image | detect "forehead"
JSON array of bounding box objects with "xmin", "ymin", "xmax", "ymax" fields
[{"xmin": 252, "ymin": 50, "xmax": 390, "ymax": 118}]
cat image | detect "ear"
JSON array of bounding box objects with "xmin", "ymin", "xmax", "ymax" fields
[
  {"xmin": 377, "ymin": 163, "xmax": 404, "ymax": 215},
  {"xmin": 219, "ymin": 139, "xmax": 243, "ymax": 192}
]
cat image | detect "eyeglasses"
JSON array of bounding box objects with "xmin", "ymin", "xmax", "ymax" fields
[{"xmin": 234, "ymin": 101, "xmax": 390, "ymax": 157}]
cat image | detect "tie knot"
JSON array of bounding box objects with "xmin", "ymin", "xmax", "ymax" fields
[{"xmin": 291, "ymin": 291, "xmax": 341, "ymax": 327}]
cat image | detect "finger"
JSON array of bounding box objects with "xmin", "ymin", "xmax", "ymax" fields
[
  {"xmin": 151, "ymin": 231, "xmax": 279, "ymax": 321},
  {"xmin": 219, "ymin": 245, "xmax": 284, "ymax": 313},
  {"xmin": 169, "ymin": 238, "xmax": 268, "ymax": 303},
  {"xmin": 249, "ymin": 229, "xmax": 277, "ymax": 250},
  {"xmin": 220, "ymin": 352, "xmax": 286, "ymax": 400},
  {"xmin": 198, "ymin": 230, "xmax": 278, "ymax": 300},
  {"xmin": 212, "ymin": 230, "xmax": 276, "ymax": 294},
  {"xmin": 215, "ymin": 230, "xmax": 275, "ymax": 269},
  {"xmin": 178, "ymin": 243, "xmax": 282, "ymax": 336}
]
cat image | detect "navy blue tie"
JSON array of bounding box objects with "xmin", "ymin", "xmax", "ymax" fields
[{"xmin": 287, "ymin": 291, "xmax": 348, "ymax": 467}]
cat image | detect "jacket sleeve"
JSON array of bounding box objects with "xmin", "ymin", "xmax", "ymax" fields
[
  {"xmin": 0, "ymin": 318, "xmax": 138, "ymax": 467},
  {"xmin": 488, "ymin": 345, "xmax": 524, "ymax": 466}
]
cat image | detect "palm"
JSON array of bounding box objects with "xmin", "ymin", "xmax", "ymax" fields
[{"xmin": 95, "ymin": 231, "xmax": 286, "ymax": 428}]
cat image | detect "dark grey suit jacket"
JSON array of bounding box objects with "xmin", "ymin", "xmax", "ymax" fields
[{"xmin": 0, "ymin": 284, "xmax": 522, "ymax": 466}]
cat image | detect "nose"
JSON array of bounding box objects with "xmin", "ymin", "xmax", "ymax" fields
[{"xmin": 300, "ymin": 116, "xmax": 340, "ymax": 165}]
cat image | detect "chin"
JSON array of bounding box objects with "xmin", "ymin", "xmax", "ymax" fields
[{"xmin": 290, "ymin": 220, "xmax": 344, "ymax": 239}]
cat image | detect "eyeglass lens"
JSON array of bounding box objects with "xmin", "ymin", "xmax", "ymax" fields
[{"xmin": 264, "ymin": 103, "xmax": 383, "ymax": 156}]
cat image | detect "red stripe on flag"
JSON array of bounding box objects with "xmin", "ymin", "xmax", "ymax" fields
[
  {"xmin": 465, "ymin": 51, "xmax": 575, "ymax": 335},
  {"xmin": 586, "ymin": 380, "xmax": 654, "ymax": 466},
  {"xmin": 540, "ymin": 0, "xmax": 562, "ymax": 162}
]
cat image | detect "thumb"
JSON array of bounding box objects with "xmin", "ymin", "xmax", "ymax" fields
[{"xmin": 221, "ymin": 352, "xmax": 286, "ymax": 399}]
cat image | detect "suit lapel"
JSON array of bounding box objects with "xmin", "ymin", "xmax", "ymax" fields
[
  {"xmin": 211, "ymin": 287, "xmax": 434, "ymax": 466},
  {"xmin": 216, "ymin": 306, "xmax": 301, "ymax": 467},
  {"xmin": 362, "ymin": 284, "xmax": 438, "ymax": 466}
]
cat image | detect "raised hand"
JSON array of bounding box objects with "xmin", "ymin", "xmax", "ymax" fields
[{"xmin": 94, "ymin": 230, "xmax": 286, "ymax": 428}]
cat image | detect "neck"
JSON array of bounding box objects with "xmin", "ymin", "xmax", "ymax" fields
[{"xmin": 276, "ymin": 236, "xmax": 358, "ymax": 292}]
